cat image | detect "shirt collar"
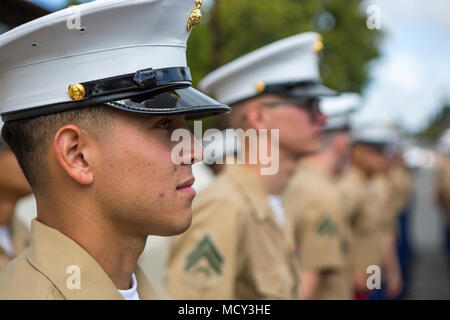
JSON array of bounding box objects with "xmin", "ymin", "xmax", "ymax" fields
[
  {"xmin": 26, "ymin": 219, "xmax": 159, "ymax": 300},
  {"xmin": 223, "ymin": 165, "xmax": 274, "ymax": 222}
]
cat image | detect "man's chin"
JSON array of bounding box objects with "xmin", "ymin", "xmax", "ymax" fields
[
  {"xmin": 152, "ymin": 213, "xmax": 192, "ymax": 237},
  {"xmin": 296, "ymin": 146, "xmax": 321, "ymax": 157}
]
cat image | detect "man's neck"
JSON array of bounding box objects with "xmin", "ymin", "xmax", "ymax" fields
[
  {"xmin": 352, "ymin": 164, "xmax": 372, "ymax": 180},
  {"xmin": 244, "ymin": 147, "xmax": 297, "ymax": 195},
  {"xmin": 36, "ymin": 199, "xmax": 146, "ymax": 290},
  {"xmin": 304, "ymin": 150, "xmax": 336, "ymax": 177}
]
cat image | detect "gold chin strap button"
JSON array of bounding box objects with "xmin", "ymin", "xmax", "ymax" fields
[
  {"xmin": 187, "ymin": 0, "xmax": 203, "ymax": 32},
  {"xmin": 68, "ymin": 83, "xmax": 86, "ymax": 101},
  {"xmin": 255, "ymin": 81, "xmax": 266, "ymax": 93}
]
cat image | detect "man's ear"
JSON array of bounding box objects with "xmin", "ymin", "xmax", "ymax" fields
[
  {"xmin": 53, "ymin": 124, "xmax": 94, "ymax": 185},
  {"xmin": 245, "ymin": 101, "xmax": 266, "ymax": 130},
  {"xmin": 351, "ymin": 145, "xmax": 360, "ymax": 162}
]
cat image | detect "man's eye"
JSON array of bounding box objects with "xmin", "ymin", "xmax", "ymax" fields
[{"xmin": 156, "ymin": 119, "xmax": 174, "ymax": 130}]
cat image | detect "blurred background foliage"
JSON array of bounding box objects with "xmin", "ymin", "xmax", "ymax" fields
[
  {"xmin": 186, "ymin": 0, "xmax": 383, "ymax": 129},
  {"xmin": 188, "ymin": 0, "xmax": 383, "ymax": 93},
  {"xmin": 417, "ymin": 99, "xmax": 450, "ymax": 143}
]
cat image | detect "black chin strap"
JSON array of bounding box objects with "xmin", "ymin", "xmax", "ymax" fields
[{"xmin": 75, "ymin": 66, "xmax": 192, "ymax": 100}]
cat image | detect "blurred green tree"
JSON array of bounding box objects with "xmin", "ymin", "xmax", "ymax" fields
[
  {"xmin": 66, "ymin": 0, "xmax": 83, "ymax": 6},
  {"xmin": 417, "ymin": 100, "xmax": 450, "ymax": 143},
  {"xmin": 187, "ymin": 0, "xmax": 382, "ymax": 128},
  {"xmin": 188, "ymin": 0, "xmax": 382, "ymax": 93}
]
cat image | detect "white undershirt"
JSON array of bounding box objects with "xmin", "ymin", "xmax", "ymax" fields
[
  {"xmin": 268, "ymin": 195, "xmax": 285, "ymax": 228},
  {"xmin": 118, "ymin": 273, "xmax": 140, "ymax": 300},
  {"xmin": 0, "ymin": 225, "xmax": 14, "ymax": 257}
]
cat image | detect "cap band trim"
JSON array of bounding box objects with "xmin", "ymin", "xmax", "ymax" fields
[
  {"xmin": 73, "ymin": 66, "xmax": 192, "ymax": 100},
  {"xmin": 1, "ymin": 67, "xmax": 192, "ymax": 121}
]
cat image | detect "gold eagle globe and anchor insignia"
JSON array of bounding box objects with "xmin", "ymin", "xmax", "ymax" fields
[
  {"xmin": 187, "ymin": 0, "xmax": 203, "ymax": 32},
  {"xmin": 68, "ymin": 83, "xmax": 86, "ymax": 101},
  {"xmin": 314, "ymin": 35, "xmax": 324, "ymax": 53}
]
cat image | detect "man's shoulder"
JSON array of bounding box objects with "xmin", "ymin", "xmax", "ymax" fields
[
  {"xmin": 285, "ymin": 168, "xmax": 332, "ymax": 204},
  {"xmin": 0, "ymin": 249, "xmax": 63, "ymax": 300},
  {"xmin": 339, "ymin": 168, "xmax": 365, "ymax": 197},
  {"xmin": 289, "ymin": 163, "xmax": 329, "ymax": 188}
]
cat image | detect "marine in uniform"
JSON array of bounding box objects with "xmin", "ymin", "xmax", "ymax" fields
[
  {"xmin": 385, "ymin": 145, "xmax": 414, "ymax": 297},
  {"xmin": 339, "ymin": 127, "xmax": 403, "ymax": 299},
  {"xmin": 283, "ymin": 93, "xmax": 360, "ymax": 299},
  {"xmin": 0, "ymin": 0, "xmax": 229, "ymax": 299},
  {"xmin": 387, "ymin": 152, "xmax": 413, "ymax": 222},
  {"xmin": 0, "ymin": 122, "xmax": 32, "ymax": 270},
  {"xmin": 165, "ymin": 32, "xmax": 336, "ymax": 299}
]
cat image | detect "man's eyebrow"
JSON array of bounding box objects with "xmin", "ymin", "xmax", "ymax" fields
[
  {"xmin": 138, "ymin": 114, "xmax": 166, "ymax": 125},
  {"xmin": 150, "ymin": 116, "xmax": 168, "ymax": 125},
  {"xmin": 260, "ymin": 99, "xmax": 313, "ymax": 107}
]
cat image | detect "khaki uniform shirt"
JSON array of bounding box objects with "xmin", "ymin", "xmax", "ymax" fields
[
  {"xmin": 165, "ymin": 165, "xmax": 298, "ymax": 300},
  {"xmin": 0, "ymin": 219, "xmax": 165, "ymax": 300},
  {"xmin": 436, "ymin": 156, "xmax": 450, "ymax": 227},
  {"xmin": 283, "ymin": 161, "xmax": 352, "ymax": 300},
  {"xmin": 338, "ymin": 167, "xmax": 385, "ymax": 272},
  {"xmin": 388, "ymin": 166, "xmax": 412, "ymax": 216},
  {"xmin": 0, "ymin": 216, "xmax": 29, "ymax": 270},
  {"xmin": 375, "ymin": 174, "xmax": 400, "ymax": 237}
]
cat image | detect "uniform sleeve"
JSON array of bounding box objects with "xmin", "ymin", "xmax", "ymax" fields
[
  {"xmin": 283, "ymin": 176, "xmax": 346, "ymax": 271},
  {"xmin": 295, "ymin": 202, "xmax": 345, "ymax": 271},
  {"xmin": 349, "ymin": 183, "xmax": 384, "ymax": 270},
  {"xmin": 164, "ymin": 197, "xmax": 243, "ymax": 299},
  {"xmin": 380, "ymin": 177, "xmax": 399, "ymax": 236}
]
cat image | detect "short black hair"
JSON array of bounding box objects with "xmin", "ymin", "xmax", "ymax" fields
[
  {"xmin": 1, "ymin": 105, "xmax": 115, "ymax": 190},
  {"xmin": 0, "ymin": 133, "xmax": 7, "ymax": 149}
]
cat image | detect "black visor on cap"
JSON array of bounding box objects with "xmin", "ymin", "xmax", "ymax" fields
[
  {"xmin": 265, "ymin": 80, "xmax": 338, "ymax": 99},
  {"xmin": 104, "ymin": 87, "xmax": 230, "ymax": 120},
  {"xmin": 356, "ymin": 141, "xmax": 390, "ymax": 153},
  {"xmin": 324, "ymin": 124, "xmax": 351, "ymax": 133}
]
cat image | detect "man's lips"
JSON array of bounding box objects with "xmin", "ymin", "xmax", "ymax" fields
[
  {"xmin": 314, "ymin": 126, "xmax": 323, "ymax": 137},
  {"xmin": 176, "ymin": 177, "xmax": 195, "ymax": 190}
]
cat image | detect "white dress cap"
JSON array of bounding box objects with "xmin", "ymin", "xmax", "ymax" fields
[
  {"xmin": 0, "ymin": 0, "xmax": 229, "ymax": 121},
  {"xmin": 321, "ymin": 92, "xmax": 362, "ymax": 132},
  {"xmin": 321, "ymin": 92, "xmax": 362, "ymax": 117},
  {"xmin": 198, "ymin": 32, "xmax": 337, "ymax": 105},
  {"xmin": 351, "ymin": 125, "xmax": 400, "ymax": 149}
]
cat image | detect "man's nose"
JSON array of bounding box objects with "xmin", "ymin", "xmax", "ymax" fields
[
  {"xmin": 315, "ymin": 110, "xmax": 328, "ymax": 125},
  {"xmin": 190, "ymin": 132, "xmax": 203, "ymax": 164}
]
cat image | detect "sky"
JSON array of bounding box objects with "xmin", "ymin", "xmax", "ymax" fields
[
  {"xmin": 355, "ymin": 0, "xmax": 450, "ymax": 133},
  {"xmin": 27, "ymin": 0, "xmax": 450, "ymax": 133}
]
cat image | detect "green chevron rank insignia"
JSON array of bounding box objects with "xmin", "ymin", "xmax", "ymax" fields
[
  {"xmin": 183, "ymin": 234, "xmax": 224, "ymax": 288},
  {"xmin": 316, "ymin": 215, "xmax": 338, "ymax": 237}
]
